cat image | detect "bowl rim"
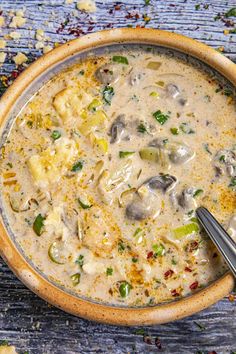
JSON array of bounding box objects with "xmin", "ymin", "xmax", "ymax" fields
[{"xmin": 0, "ymin": 28, "xmax": 235, "ymax": 326}]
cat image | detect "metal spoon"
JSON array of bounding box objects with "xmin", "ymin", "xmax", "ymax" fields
[{"xmin": 196, "ymin": 207, "xmax": 236, "ymax": 278}]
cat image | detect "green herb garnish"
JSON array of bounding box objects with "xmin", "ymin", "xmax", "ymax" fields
[
  {"xmin": 119, "ymin": 151, "xmax": 135, "ymax": 158},
  {"xmin": 180, "ymin": 122, "xmax": 195, "ymax": 134},
  {"xmin": 71, "ymin": 160, "xmax": 83, "ymax": 172},
  {"xmin": 51, "ymin": 130, "xmax": 61, "ymax": 140},
  {"xmin": 106, "ymin": 267, "xmax": 113, "ymax": 276},
  {"xmin": 79, "ymin": 69, "xmax": 85, "ymax": 75},
  {"xmin": 119, "ymin": 281, "xmax": 132, "ymax": 298},
  {"xmin": 152, "ymin": 243, "xmax": 165, "ymax": 256},
  {"xmin": 144, "ymin": 0, "xmax": 150, "ymax": 5},
  {"xmin": 137, "ymin": 123, "xmax": 148, "ymax": 134},
  {"xmin": 78, "ymin": 198, "xmax": 92, "ymax": 209},
  {"xmin": 76, "ymin": 255, "xmax": 84, "ymax": 267},
  {"xmin": 112, "ymin": 55, "xmax": 129, "ymax": 65},
  {"xmin": 170, "ymin": 127, "xmax": 179, "ymax": 135},
  {"xmin": 225, "ymin": 8, "xmax": 236, "ymax": 17},
  {"xmin": 194, "ymin": 321, "xmax": 206, "ymax": 331},
  {"xmin": 118, "ymin": 241, "xmax": 125, "ymax": 253},
  {"xmin": 229, "ymin": 177, "xmax": 236, "ymax": 188},
  {"xmin": 102, "ymin": 85, "xmax": 114, "ymax": 105},
  {"xmin": 132, "ymin": 257, "xmax": 138, "ymax": 263},
  {"xmin": 33, "ymin": 214, "xmax": 45, "ymax": 236},
  {"xmin": 153, "ymin": 110, "xmax": 170, "ymax": 125},
  {"xmin": 203, "ymin": 143, "xmax": 212, "ymax": 155},
  {"xmin": 71, "ymin": 273, "xmax": 81, "ymax": 285},
  {"xmin": 193, "ymin": 189, "xmax": 203, "ymax": 197},
  {"xmin": 195, "ymin": 4, "xmax": 200, "ymax": 10}
]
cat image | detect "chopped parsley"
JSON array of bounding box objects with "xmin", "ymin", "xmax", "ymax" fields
[
  {"xmin": 71, "ymin": 273, "xmax": 81, "ymax": 285},
  {"xmin": 152, "ymin": 243, "xmax": 165, "ymax": 256},
  {"xmin": 193, "ymin": 189, "xmax": 203, "ymax": 197},
  {"xmin": 51, "ymin": 130, "xmax": 61, "ymax": 140},
  {"xmin": 137, "ymin": 123, "xmax": 148, "ymax": 134},
  {"xmin": 118, "ymin": 241, "xmax": 125, "ymax": 253},
  {"xmin": 75, "ymin": 254, "xmax": 84, "ymax": 267},
  {"xmin": 71, "ymin": 160, "xmax": 83, "ymax": 172},
  {"xmin": 33, "ymin": 214, "xmax": 45, "ymax": 236},
  {"xmin": 229, "ymin": 177, "xmax": 236, "ymax": 188},
  {"xmin": 112, "ymin": 55, "xmax": 129, "ymax": 65},
  {"xmin": 78, "ymin": 198, "xmax": 92, "ymax": 209},
  {"xmin": 102, "ymin": 86, "xmax": 114, "ymax": 105},
  {"xmin": 153, "ymin": 110, "xmax": 170, "ymax": 125},
  {"xmin": 195, "ymin": 4, "xmax": 200, "ymax": 10},
  {"xmin": 106, "ymin": 267, "xmax": 113, "ymax": 276},
  {"xmin": 170, "ymin": 127, "xmax": 179, "ymax": 135},
  {"xmin": 119, "ymin": 151, "xmax": 135, "ymax": 158},
  {"xmin": 132, "ymin": 257, "xmax": 138, "ymax": 263},
  {"xmin": 203, "ymin": 143, "xmax": 212, "ymax": 155}
]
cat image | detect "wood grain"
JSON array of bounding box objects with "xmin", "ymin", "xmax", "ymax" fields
[{"xmin": 0, "ymin": 0, "xmax": 236, "ymax": 353}]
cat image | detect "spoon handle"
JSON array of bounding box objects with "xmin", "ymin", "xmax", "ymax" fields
[{"xmin": 196, "ymin": 207, "xmax": 236, "ymax": 278}]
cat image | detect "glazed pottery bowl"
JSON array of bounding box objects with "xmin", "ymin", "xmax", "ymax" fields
[{"xmin": 0, "ymin": 28, "xmax": 235, "ymax": 325}]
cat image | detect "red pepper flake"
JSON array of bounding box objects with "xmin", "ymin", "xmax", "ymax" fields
[
  {"xmin": 125, "ymin": 12, "xmax": 140, "ymax": 20},
  {"xmin": 212, "ymin": 252, "xmax": 218, "ymax": 258},
  {"xmin": 147, "ymin": 251, "xmax": 153, "ymax": 259},
  {"xmin": 185, "ymin": 240, "xmax": 199, "ymax": 252},
  {"xmin": 164, "ymin": 269, "xmax": 174, "ymax": 279},
  {"xmin": 208, "ymin": 352, "xmax": 217, "ymax": 354},
  {"xmin": 184, "ymin": 266, "xmax": 192, "ymax": 272},
  {"xmin": 189, "ymin": 281, "xmax": 199, "ymax": 290},
  {"xmin": 228, "ymin": 294, "xmax": 235, "ymax": 302},
  {"xmin": 114, "ymin": 5, "xmax": 121, "ymax": 10},
  {"xmin": 155, "ymin": 337, "xmax": 162, "ymax": 349},
  {"xmin": 171, "ymin": 289, "xmax": 180, "ymax": 297},
  {"xmin": 11, "ymin": 71, "xmax": 19, "ymax": 79}
]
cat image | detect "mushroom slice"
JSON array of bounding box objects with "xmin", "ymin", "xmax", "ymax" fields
[
  {"xmin": 109, "ymin": 115, "xmax": 126, "ymax": 144},
  {"xmin": 165, "ymin": 83, "xmax": 180, "ymax": 98},
  {"xmin": 144, "ymin": 174, "xmax": 177, "ymax": 192},
  {"xmin": 177, "ymin": 187, "xmax": 197, "ymax": 210},
  {"xmin": 168, "ymin": 142, "xmax": 194, "ymax": 164},
  {"xmin": 95, "ymin": 63, "xmax": 121, "ymax": 85},
  {"xmin": 214, "ymin": 149, "xmax": 236, "ymax": 177},
  {"xmin": 126, "ymin": 184, "xmax": 161, "ymax": 221}
]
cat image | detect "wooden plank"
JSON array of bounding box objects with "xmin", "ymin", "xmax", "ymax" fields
[{"xmin": 0, "ymin": 0, "xmax": 236, "ymax": 353}]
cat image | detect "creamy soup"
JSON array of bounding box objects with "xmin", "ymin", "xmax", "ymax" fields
[{"xmin": 1, "ymin": 46, "xmax": 236, "ymax": 306}]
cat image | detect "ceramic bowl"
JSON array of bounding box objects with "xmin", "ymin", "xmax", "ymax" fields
[{"xmin": 0, "ymin": 28, "xmax": 235, "ymax": 325}]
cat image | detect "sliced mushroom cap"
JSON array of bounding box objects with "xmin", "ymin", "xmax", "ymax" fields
[
  {"xmin": 168, "ymin": 142, "xmax": 194, "ymax": 164},
  {"xmin": 109, "ymin": 115, "xmax": 126, "ymax": 144},
  {"xmin": 165, "ymin": 83, "xmax": 180, "ymax": 98},
  {"xmin": 126, "ymin": 184, "xmax": 161, "ymax": 221},
  {"xmin": 177, "ymin": 187, "xmax": 197, "ymax": 210},
  {"xmin": 95, "ymin": 63, "xmax": 121, "ymax": 85},
  {"xmin": 144, "ymin": 174, "xmax": 177, "ymax": 192},
  {"xmin": 125, "ymin": 174, "xmax": 177, "ymax": 221},
  {"xmin": 214, "ymin": 149, "xmax": 236, "ymax": 177},
  {"xmin": 129, "ymin": 71, "xmax": 144, "ymax": 86}
]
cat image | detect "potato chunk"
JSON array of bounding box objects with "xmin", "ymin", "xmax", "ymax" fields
[
  {"xmin": 82, "ymin": 206, "xmax": 121, "ymax": 257},
  {"xmin": 53, "ymin": 87, "xmax": 91, "ymax": 121},
  {"xmin": 28, "ymin": 137, "xmax": 78, "ymax": 188}
]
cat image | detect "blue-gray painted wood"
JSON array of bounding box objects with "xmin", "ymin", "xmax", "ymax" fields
[{"xmin": 0, "ymin": 1, "xmax": 236, "ymax": 353}]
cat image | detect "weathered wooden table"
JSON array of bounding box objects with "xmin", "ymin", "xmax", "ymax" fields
[{"xmin": 0, "ymin": 1, "xmax": 236, "ymax": 353}]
